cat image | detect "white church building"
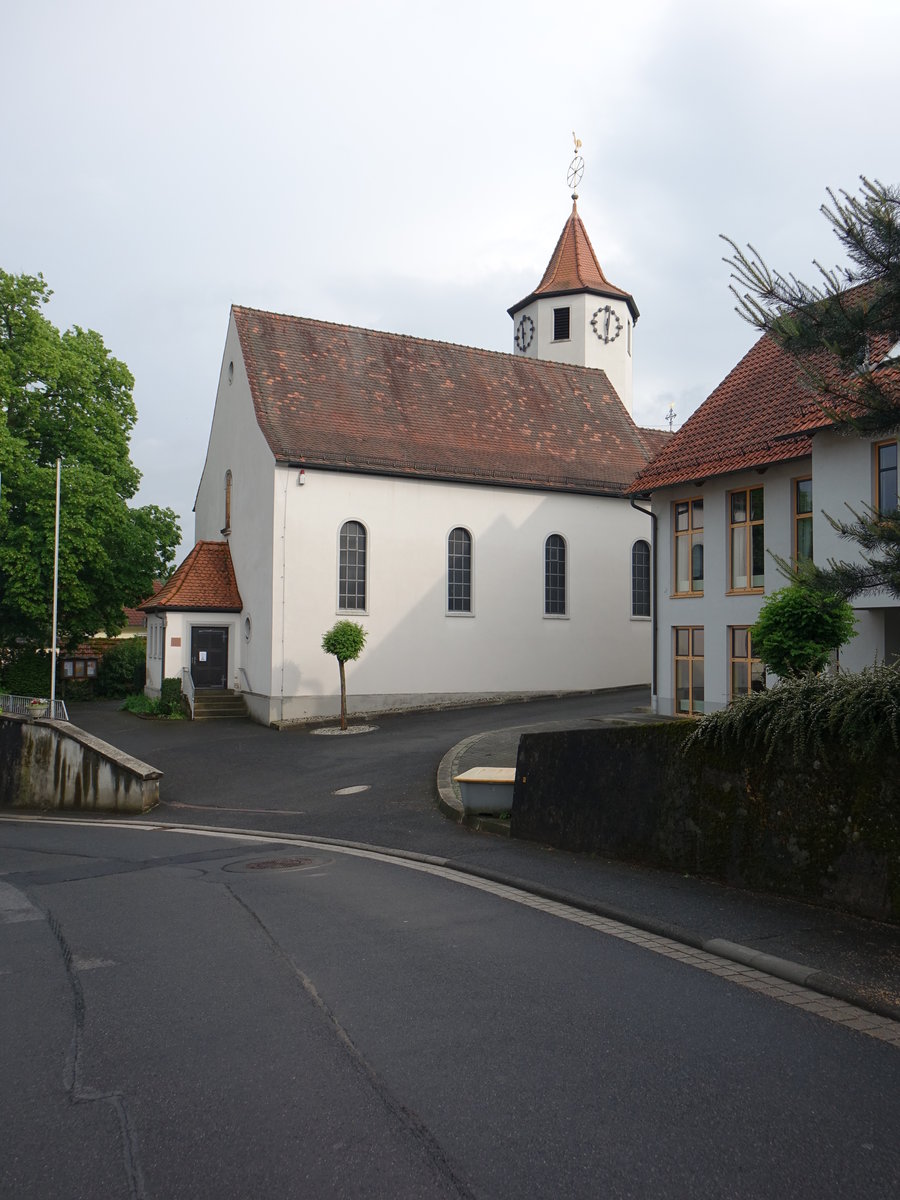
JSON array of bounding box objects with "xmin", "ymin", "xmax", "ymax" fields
[{"xmin": 143, "ymin": 201, "xmax": 668, "ymax": 724}]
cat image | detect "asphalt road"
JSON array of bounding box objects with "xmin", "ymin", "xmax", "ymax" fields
[
  {"xmin": 2, "ymin": 821, "xmax": 899, "ymax": 1200},
  {"xmin": 63, "ymin": 691, "xmax": 648, "ymax": 848},
  {"xmin": 60, "ymin": 691, "xmax": 900, "ymax": 1019}
]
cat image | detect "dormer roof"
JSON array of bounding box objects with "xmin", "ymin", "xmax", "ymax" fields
[
  {"xmin": 509, "ymin": 201, "xmax": 639, "ymax": 321},
  {"xmin": 141, "ymin": 541, "xmax": 242, "ymax": 612}
]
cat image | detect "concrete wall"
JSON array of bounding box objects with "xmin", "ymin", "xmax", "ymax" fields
[
  {"xmin": 193, "ymin": 310, "xmax": 278, "ymax": 700},
  {"xmin": 0, "ymin": 717, "xmax": 161, "ymax": 813},
  {"xmin": 652, "ymin": 459, "xmax": 808, "ymax": 714},
  {"xmin": 265, "ymin": 469, "xmax": 652, "ymax": 723},
  {"xmin": 651, "ymin": 434, "xmax": 899, "ymax": 714}
]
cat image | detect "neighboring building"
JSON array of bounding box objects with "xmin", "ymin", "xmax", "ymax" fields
[
  {"xmin": 145, "ymin": 201, "xmax": 669, "ymax": 724},
  {"xmin": 629, "ymin": 327, "xmax": 900, "ymax": 716}
]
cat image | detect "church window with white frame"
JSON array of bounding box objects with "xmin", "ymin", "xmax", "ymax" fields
[
  {"xmin": 544, "ymin": 534, "xmax": 567, "ymax": 615},
  {"xmin": 447, "ymin": 527, "xmax": 472, "ymax": 614},
  {"xmin": 631, "ymin": 539, "xmax": 650, "ymax": 617},
  {"xmin": 338, "ymin": 520, "xmax": 367, "ymax": 611}
]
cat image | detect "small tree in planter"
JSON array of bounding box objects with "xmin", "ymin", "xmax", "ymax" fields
[{"xmin": 321, "ymin": 620, "xmax": 367, "ymax": 730}]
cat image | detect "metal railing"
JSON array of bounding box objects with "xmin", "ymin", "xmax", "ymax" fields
[
  {"xmin": 181, "ymin": 668, "xmax": 195, "ymax": 718},
  {"xmin": 1, "ymin": 693, "xmax": 69, "ymax": 722}
]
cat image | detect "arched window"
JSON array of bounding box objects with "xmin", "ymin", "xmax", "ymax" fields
[
  {"xmin": 544, "ymin": 534, "xmax": 567, "ymax": 615},
  {"xmin": 632, "ymin": 539, "xmax": 650, "ymax": 617},
  {"xmin": 339, "ymin": 520, "xmax": 367, "ymax": 610},
  {"xmin": 222, "ymin": 470, "xmax": 233, "ymax": 535},
  {"xmin": 447, "ymin": 527, "xmax": 472, "ymax": 613}
]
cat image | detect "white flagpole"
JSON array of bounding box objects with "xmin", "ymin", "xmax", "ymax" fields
[{"xmin": 50, "ymin": 459, "xmax": 61, "ymax": 709}]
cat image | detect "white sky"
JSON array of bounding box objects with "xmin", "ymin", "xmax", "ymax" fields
[{"xmin": 5, "ymin": 0, "xmax": 898, "ymax": 553}]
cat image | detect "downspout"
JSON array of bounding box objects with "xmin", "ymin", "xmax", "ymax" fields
[
  {"xmin": 630, "ymin": 495, "xmax": 658, "ymax": 711},
  {"xmin": 161, "ymin": 613, "xmax": 167, "ymax": 692},
  {"xmin": 279, "ymin": 468, "xmax": 289, "ymax": 723}
]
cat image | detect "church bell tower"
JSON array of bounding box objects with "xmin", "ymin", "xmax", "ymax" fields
[{"xmin": 508, "ymin": 142, "xmax": 638, "ymax": 415}]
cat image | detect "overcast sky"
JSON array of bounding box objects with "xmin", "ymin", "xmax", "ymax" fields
[{"xmin": 5, "ymin": 0, "xmax": 898, "ymax": 554}]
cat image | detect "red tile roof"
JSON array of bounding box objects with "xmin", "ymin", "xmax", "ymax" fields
[
  {"xmin": 631, "ymin": 286, "xmax": 899, "ymax": 494},
  {"xmin": 233, "ymin": 307, "xmax": 658, "ymax": 496},
  {"xmin": 508, "ymin": 201, "xmax": 638, "ymax": 321},
  {"xmin": 142, "ymin": 541, "xmax": 242, "ymax": 612},
  {"xmin": 629, "ymin": 334, "xmax": 817, "ymax": 492}
]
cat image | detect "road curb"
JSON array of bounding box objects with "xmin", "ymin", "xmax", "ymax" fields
[
  {"xmin": 4, "ymin": 811, "xmax": 898, "ymax": 1025},
  {"xmin": 436, "ymin": 733, "xmax": 900, "ymax": 1025}
]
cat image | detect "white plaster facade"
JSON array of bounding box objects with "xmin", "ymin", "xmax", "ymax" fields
[
  {"xmin": 184, "ymin": 309, "xmax": 652, "ymax": 724},
  {"xmin": 651, "ymin": 431, "xmax": 900, "ymax": 716},
  {"xmin": 511, "ymin": 291, "xmax": 635, "ymax": 415}
]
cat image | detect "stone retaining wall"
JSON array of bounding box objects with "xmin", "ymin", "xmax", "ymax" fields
[
  {"xmin": 512, "ymin": 722, "xmax": 899, "ymax": 923},
  {"xmin": 0, "ymin": 716, "xmax": 161, "ymax": 813}
]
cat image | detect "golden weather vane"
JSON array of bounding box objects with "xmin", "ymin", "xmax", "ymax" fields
[{"xmin": 567, "ymin": 131, "xmax": 584, "ymax": 200}]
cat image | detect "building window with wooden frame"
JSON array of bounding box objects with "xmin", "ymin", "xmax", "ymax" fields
[
  {"xmin": 674, "ymin": 626, "xmax": 704, "ymax": 715},
  {"xmin": 729, "ymin": 626, "xmax": 765, "ymax": 700},
  {"xmin": 631, "ymin": 539, "xmax": 650, "ymax": 617},
  {"xmin": 544, "ymin": 534, "xmax": 567, "ymax": 616},
  {"xmin": 729, "ymin": 486, "xmax": 764, "ymax": 591},
  {"xmin": 447, "ymin": 527, "xmax": 472, "ymax": 614},
  {"xmin": 875, "ymin": 441, "xmax": 898, "ymax": 515},
  {"xmin": 794, "ymin": 477, "xmax": 813, "ymax": 564},
  {"xmin": 673, "ymin": 498, "xmax": 703, "ymax": 595},
  {"xmin": 338, "ymin": 520, "xmax": 367, "ymax": 611}
]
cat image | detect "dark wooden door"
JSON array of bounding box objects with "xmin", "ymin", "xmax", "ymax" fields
[{"xmin": 191, "ymin": 627, "xmax": 228, "ymax": 689}]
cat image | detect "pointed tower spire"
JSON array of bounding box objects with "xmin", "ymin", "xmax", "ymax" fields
[{"xmin": 507, "ymin": 139, "xmax": 639, "ymax": 414}]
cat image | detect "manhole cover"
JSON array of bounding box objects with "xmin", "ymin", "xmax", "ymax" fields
[{"xmin": 243, "ymin": 857, "xmax": 314, "ymax": 871}]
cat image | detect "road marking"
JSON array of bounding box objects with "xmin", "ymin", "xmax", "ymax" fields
[
  {"xmin": 333, "ymin": 785, "xmax": 371, "ymax": 795},
  {"xmin": 5, "ymin": 816, "xmax": 898, "ymax": 1044},
  {"xmin": 0, "ymin": 880, "xmax": 42, "ymax": 923}
]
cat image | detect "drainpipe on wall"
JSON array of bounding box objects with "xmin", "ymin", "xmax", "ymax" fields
[
  {"xmin": 630, "ymin": 495, "xmax": 658, "ymax": 712},
  {"xmin": 279, "ymin": 468, "xmax": 290, "ymax": 724}
]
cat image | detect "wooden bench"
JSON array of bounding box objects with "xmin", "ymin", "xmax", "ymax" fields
[{"xmin": 453, "ymin": 766, "xmax": 516, "ymax": 816}]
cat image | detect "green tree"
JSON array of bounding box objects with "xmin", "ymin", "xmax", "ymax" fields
[
  {"xmin": 722, "ymin": 177, "xmax": 900, "ymax": 599},
  {"xmin": 321, "ymin": 619, "xmax": 367, "ymax": 730},
  {"xmin": 751, "ymin": 583, "xmax": 857, "ymax": 677},
  {"xmin": 0, "ymin": 270, "xmax": 180, "ymax": 649}
]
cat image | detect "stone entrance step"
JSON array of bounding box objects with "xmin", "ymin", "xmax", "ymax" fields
[{"xmin": 192, "ymin": 690, "xmax": 248, "ymax": 721}]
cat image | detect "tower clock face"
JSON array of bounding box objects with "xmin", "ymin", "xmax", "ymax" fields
[
  {"xmin": 591, "ymin": 304, "xmax": 623, "ymax": 344},
  {"xmin": 515, "ymin": 314, "xmax": 535, "ymax": 352}
]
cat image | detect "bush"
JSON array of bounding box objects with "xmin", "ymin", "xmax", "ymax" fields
[
  {"xmin": 160, "ymin": 677, "xmax": 184, "ymax": 716},
  {"xmin": 686, "ymin": 663, "xmax": 900, "ymax": 767},
  {"xmin": 0, "ymin": 648, "xmax": 53, "ymax": 697},
  {"xmin": 121, "ymin": 676, "xmax": 184, "ymax": 720},
  {"xmin": 97, "ymin": 638, "xmax": 147, "ymax": 698}
]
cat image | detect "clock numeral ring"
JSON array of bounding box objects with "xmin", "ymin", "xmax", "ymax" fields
[{"xmin": 516, "ymin": 315, "xmax": 535, "ymax": 352}]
